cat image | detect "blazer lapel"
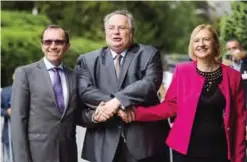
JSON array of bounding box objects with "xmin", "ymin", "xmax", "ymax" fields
[
  {"xmin": 118, "ymin": 45, "xmax": 138, "ymax": 89},
  {"xmin": 191, "ymin": 62, "xmax": 205, "ymax": 115},
  {"xmin": 219, "ymin": 64, "xmax": 231, "ymax": 125},
  {"xmin": 102, "ymin": 48, "xmax": 118, "ymax": 91}
]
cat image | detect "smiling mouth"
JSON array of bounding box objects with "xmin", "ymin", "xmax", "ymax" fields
[
  {"xmin": 112, "ymin": 38, "xmax": 122, "ymax": 42},
  {"xmin": 197, "ymin": 48, "xmax": 208, "ymax": 52}
]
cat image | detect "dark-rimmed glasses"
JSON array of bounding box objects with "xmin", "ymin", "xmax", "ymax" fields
[{"xmin": 42, "ymin": 39, "xmax": 66, "ymax": 46}]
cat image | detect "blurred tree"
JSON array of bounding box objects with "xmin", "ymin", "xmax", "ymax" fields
[
  {"xmin": 1, "ymin": 1, "xmax": 34, "ymax": 12},
  {"xmin": 1, "ymin": 10, "xmax": 104, "ymax": 86},
  {"xmin": 37, "ymin": 1, "xmax": 206, "ymax": 53},
  {"xmin": 220, "ymin": 1, "xmax": 247, "ymax": 51}
]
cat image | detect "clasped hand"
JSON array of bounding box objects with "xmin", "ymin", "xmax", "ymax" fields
[{"xmin": 93, "ymin": 99, "xmax": 135, "ymax": 123}]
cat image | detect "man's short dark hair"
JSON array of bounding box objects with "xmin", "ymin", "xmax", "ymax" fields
[
  {"xmin": 40, "ymin": 25, "xmax": 70, "ymax": 44},
  {"xmin": 226, "ymin": 38, "xmax": 244, "ymax": 50},
  {"xmin": 226, "ymin": 38, "xmax": 242, "ymax": 44}
]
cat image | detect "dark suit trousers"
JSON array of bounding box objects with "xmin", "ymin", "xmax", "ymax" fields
[{"xmin": 113, "ymin": 137, "xmax": 169, "ymax": 162}]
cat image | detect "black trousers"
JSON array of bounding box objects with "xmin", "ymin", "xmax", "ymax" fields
[
  {"xmin": 113, "ymin": 137, "xmax": 169, "ymax": 162},
  {"xmin": 173, "ymin": 150, "xmax": 230, "ymax": 162}
]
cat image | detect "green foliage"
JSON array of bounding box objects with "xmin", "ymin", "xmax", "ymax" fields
[
  {"xmin": 63, "ymin": 38, "xmax": 105, "ymax": 68},
  {"xmin": 1, "ymin": 10, "xmax": 50, "ymax": 86},
  {"xmin": 1, "ymin": 10, "xmax": 104, "ymax": 86},
  {"xmin": 37, "ymin": 1, "xmax": 206, "ymax": 53},
  {"xmin": 1, "ymin": 1, "xmax": 34, "ymax": 11},
  {"xmin": 1, "ymin": 10, "xmax": 51, "ymax": 28},
  {"xmin": 220, "ymin": 2, "xmax": 247, "ymax": 51},
  {"xmin": 1, "ymin": 1, "xmax": 211, "ymax": 85}
]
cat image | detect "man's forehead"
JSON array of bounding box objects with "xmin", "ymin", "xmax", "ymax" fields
[
  {"xmin": 107, "ymin": 14, "xmax": 128, "ymax": 24},
  {"xmin": 43, "ymin": 28, "xmax": 65, "ymax": 37},
  {"xmin": 226, "ymin": 41, "xmax": 240, "ymax": 47}
]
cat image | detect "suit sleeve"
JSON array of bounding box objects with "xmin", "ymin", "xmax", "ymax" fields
[
  {"xmin": 232, "ymin": 74, "xmax": 246, "ymax": 162},
  {"xmin": 1, "ymin": 89, "xmax": 10, "ymax": 118},
  {"xmin": 11, "ymin": 68, "xmax": 32, "ymax": 162},
  {"xmin": 114, "ymin": 51, "xmax": 163, "ymax": 108},
  {"xmin": 75, "ymin": 55, "xmax": 112, "ymax": 127},
  {"xmin": 135, "ymin": 65, "xmax": 178, "ymax": 121}
]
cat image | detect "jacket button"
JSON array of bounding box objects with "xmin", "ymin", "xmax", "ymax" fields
[{"xmin": 227, "ymin": 127, "xmax": 230, "ymax": 131}]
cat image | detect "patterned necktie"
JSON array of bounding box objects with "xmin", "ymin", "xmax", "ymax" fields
[
  {"xmin": 115, "ymin": 54, "xmax": 122, "ymax": 79},
  {"xmin": 52, "ymin": 67, "xmax": 65, "ymax": 113}
]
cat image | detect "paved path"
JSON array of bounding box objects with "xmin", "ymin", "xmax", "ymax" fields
[
  {"xmin": 76, "ymin": 126, "xmax": 89, "ymax": 162},
  {"xmin": 0, "ymin": 125, "xmax": 172, "ymax": 162}
]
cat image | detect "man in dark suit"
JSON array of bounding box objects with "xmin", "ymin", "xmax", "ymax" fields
[
  {"xmin": 225, "ymin": 39, "xmax": 247, "ymax": 161},
  {"xmin": 76, "ymin": 10, "xmax": 170, "ymax": 162},
  {"xmin": 1, "ymin": 85, "xmax": 12, "ymax": 162},
  {"xmin": 11, "ymin": 25, "xmax": 79, "ymax": 162},
  {"xmin": 225, "ymin": 39, "xmax": 247, "ymax": 100}
]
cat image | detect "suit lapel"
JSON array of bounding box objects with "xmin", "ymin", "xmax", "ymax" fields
[
  {"xmin": 37, "ymin": 59, "xmax": 62, "ymax": 117},
  {"xmin": 103, "ymin": 48, "xmax": 118, "ymax": 91},
  {"xmin": 240, "ymin": 62, "xmax": 247, "ymax": 74},
  {"xmin": 117, "ymin": 45, "xmax": 138, "ymax": 89},
  {"xmin": 118, "ymin": 51, "xmax": 134, "ymax": 89},
  {"xmin": 61, "ymin": 66, "xmax": 72, "ymax": 119}
]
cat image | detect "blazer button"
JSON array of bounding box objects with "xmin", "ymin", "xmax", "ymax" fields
[{"xmin": 227, "ymin": 127, "xmax": 230, "ymax": 131}]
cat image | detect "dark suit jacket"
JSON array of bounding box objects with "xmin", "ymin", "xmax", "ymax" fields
[
  {"xmin": 76, "ymin": 44, "xmax": 170, "ymax": 162},
  {"xmin": 240, "ymin": 61, "xmax": 247, "ymax": 102},
  {"xmin": 1, "ymin": 86, "xmax": 12, "ymax": 144},
  {"xmin": 11, "ymin": 59, "xmax": 79, "ymax": 162}
]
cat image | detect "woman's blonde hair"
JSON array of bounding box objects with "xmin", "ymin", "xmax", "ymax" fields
[{"xmin": 188, "ymin": 24, "xmax": 221, "ymax": 60}]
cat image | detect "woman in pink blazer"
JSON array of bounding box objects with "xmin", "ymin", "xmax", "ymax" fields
[{"xmin": 133, "ymin": 24, "xmax": 246, "ymax": 162}]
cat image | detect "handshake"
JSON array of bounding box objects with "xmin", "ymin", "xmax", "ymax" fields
[{"xmin": 92, "ymin": 98, "xmax": 135, "ymax": 123}]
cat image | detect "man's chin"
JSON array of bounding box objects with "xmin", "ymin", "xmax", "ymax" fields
[
  {"xmin": 47, "ymin": 57, "xmax": 61, "ymax": 62},
  {"xmin": 110, "ymin": 46, "xmax": 123, "ymax": 52}
]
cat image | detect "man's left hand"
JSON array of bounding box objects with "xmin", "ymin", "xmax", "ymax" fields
[{"xmin": 99, "ymin": 98, "xmax": 120, "ymax": 117}]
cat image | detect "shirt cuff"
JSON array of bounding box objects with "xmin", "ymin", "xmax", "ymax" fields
[
  {"xmin": 91, "ymin": 113, "xmax": 99, "ymax": 123},
  {"xmin": 113, "ymin": 96, "xmax": 125, "ymax": 110},
  {"xmin": 119, "ymin": 103, "xmax": 125, "ymax": 110}
]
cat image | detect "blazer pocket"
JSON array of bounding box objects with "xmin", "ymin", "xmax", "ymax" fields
[{"xmin": 28, "ymin": 133, "xmax": 47, "ymax": 141}]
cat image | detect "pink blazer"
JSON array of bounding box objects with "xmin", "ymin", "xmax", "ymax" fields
[{"xmin": 135, "ymin": 61, "xmax": 246, "ymax": 162}]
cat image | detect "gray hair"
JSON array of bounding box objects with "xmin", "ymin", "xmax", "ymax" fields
[{"xmin": 104, "ymin": 10, "xmax": 135, "ymax": 33}]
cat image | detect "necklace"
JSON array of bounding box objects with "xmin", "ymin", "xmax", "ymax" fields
[{"xmin": 196, "ymin": 67, "xmax": 222, "ymax": 92}]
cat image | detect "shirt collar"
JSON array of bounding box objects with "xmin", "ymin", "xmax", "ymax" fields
[
  {"xmin": 43, "ymin": 57, "xmax": 64, "ymax": 71},
  {"xmin": 110, "ymin": 49, "xmax": 127, "ymax": 60},
  {"xmin": 233, "ymin": 60, "xmax": 242, "ymax": 66}
]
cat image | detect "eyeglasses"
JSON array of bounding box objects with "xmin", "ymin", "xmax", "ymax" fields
[
  {"xmin": 106, "ymin": 25, "xmax": 130, "ymax": 32},
  {"xmin": 42, "ymin": 39, "xmax": 66, "ymax": 46}
]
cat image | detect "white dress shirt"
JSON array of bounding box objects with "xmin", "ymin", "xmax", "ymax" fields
[
  {"xmin": 232, "ymin": 60, "xmax": 242, "ymax": 72},
  {"xmin": 110, "ymin": 49, "xmax": 127, "ymax": 67},
  {"xmin": 110, "ymin": 49, "xmax": 128, "ymax": 109}
]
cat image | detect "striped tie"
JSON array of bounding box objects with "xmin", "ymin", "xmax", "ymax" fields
[{"xmin": 115, "ymin": 54, "xmax": 122, "ymax": 79}]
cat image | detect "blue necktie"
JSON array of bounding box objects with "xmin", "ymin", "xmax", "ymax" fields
[{"xmin": 52, "ymin": 67, "xmax": 65, "ymax": 113}]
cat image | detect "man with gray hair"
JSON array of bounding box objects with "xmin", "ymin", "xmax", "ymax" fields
[{"xmin": 76, "ymin": 10, "xmax": 170, "ymax": 162}]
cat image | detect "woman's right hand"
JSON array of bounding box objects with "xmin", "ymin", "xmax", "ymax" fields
[{"xmin": 118, "ymin": 107, "xmax": 135, "ymax": 123}]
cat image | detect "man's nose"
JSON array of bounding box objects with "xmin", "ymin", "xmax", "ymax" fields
[
  {"xmin": 50, "ymin": 42, "xmax": 57, "ymax": 48},
  {"xmin": 112, "ymin": 28, "xmax": 120, "ymax": 34}
]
